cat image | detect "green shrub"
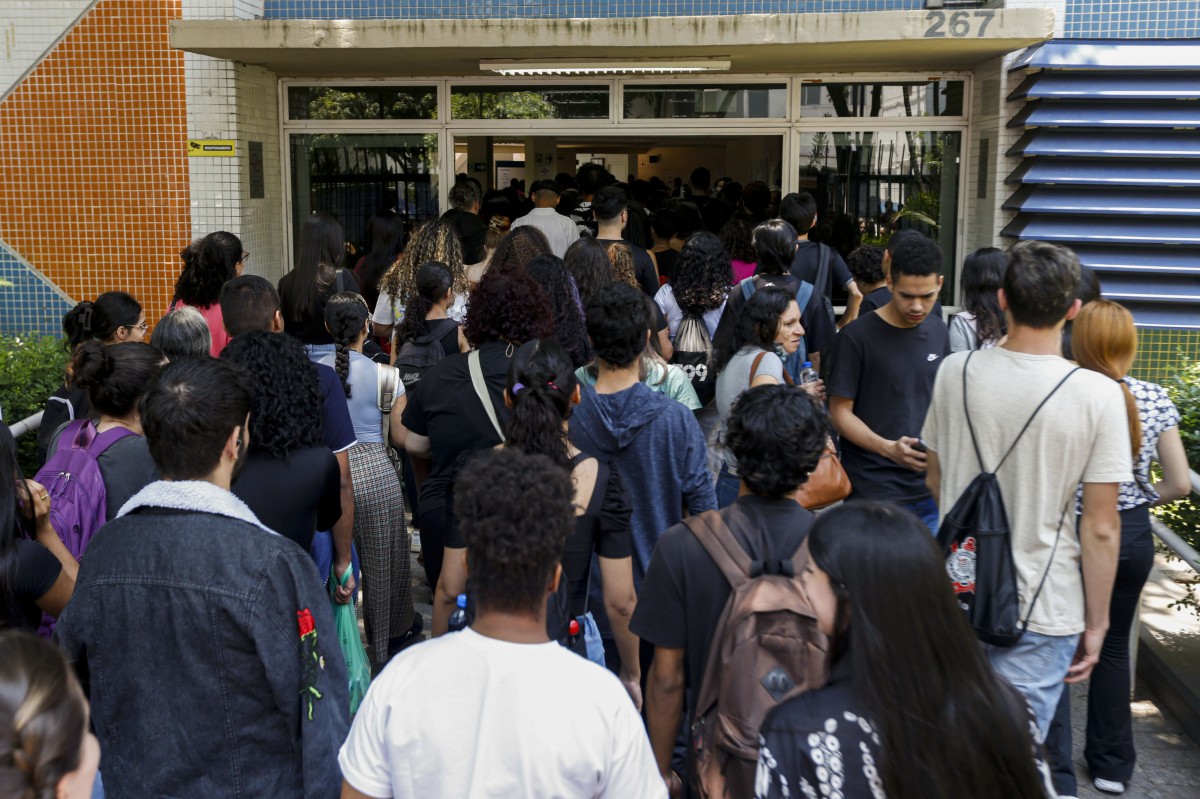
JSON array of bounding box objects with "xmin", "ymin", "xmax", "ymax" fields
[
  {"xmin": 1, "ymin": 334, "xmax": 68, "ymax": 476},
  {"xmin": 1154, "ymin": 356, "xmax": 1200, "ymax": 615}
]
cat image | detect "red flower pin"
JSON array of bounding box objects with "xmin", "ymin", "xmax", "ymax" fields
[{"xmin": 297, "ymin": 608, "xmax": 315, "ymax": 638}]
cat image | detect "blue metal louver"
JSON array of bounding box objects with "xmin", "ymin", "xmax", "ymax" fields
[{"xmin": 1004, "ymin": 40, "xmax": 1200, "ymax": 328}]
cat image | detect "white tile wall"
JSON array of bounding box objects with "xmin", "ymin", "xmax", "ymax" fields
[{"xmin": 0, "ymin": 1, "xmax": 95, "ymax": 99}]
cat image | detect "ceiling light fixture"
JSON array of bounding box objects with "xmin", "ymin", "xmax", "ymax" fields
[{"xmin": 480, "ymin": 58, "xmax": 732, "ymax": 76}]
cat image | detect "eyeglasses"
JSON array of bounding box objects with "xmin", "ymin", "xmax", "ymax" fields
[
  {"xmin": 240, "ymin": 251, "xmax": 250, "ymax": 263},
  {"xmin": 124, "ymin": 322, "xmax": 149, "ymax": 333}
]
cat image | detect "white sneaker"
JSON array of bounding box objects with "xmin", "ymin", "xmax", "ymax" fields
[{"xmin": 1094, "ymin": 777, "xmax": 1126, "ymax": 794}]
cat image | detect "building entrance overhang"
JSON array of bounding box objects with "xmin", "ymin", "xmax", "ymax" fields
[{"xmin": 170, "ymin": 10, "xmax": 1054, "ymax": 77}]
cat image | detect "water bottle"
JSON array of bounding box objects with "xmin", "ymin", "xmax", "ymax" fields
[
  {"xmin": 448, "ymin": 593, "xmax": 469, "ymax": 632},
  {"xmin": 799, "ymin": 361, "xmax": 819, "ymax": 386}
]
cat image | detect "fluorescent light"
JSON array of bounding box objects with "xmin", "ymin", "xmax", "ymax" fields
[{"xmin": 480, "ymin": 58, "xmax": 731, "ymax": 76}]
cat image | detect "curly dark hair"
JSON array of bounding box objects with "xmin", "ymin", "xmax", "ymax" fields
[
  {"xmin": 564, "ymin": 238, "xmax": 614, "ymax": 307},
  {"xmin": 399, "ymin": 261, "xmax": 454, "ymax": 345},
  {"xmin": 726, "ymin": 384, "xmax": 826, "ymax": 498},
  {"xmin": 454, "ymin": 448, "xmax": 574, "ymax": 614},
  {"xmin": 323, "ymin": 292, "xmax": 371, "ymax": 397},
  {"xmin": 173, "ymin": 231, "xmax": 242, "ymax": 308},
  {"xmin": 605, "ymin": 242, "xmax": 638, "ymax": 289},
  {"xmin": 527, "ymin": 255, "xmax": 590, "ymax": 367},
  {"xmin": 463, "ymin": 269, "xmax": 555, "ymax": 349},
  {"xmin": 378, "ymin": 219, "xmax": 466, "ymax": 306},
  {"xmin": 72, "ymin": 341, "xmax": 164, "ymax": 417},
  {"xmin": 672, "ymin": 231, "xmax": 732, "ymax": 314},
  {"xmin": 220, "ymin": 331, "xmax": 324, "ymax": 459},
  {"xmin": 715, "ymin": 285, "xmax": 793, "ymax": 373},
  {"xmin": 505, "ymin": 339, "xmax": 577, "ymax": 470},
  {"xmin": 489, "ymin": 226, "xmax": 552, "ymax": 276},
  {"xmin": 719, "ymin": 217, "xmax": 755, "ymax": 263},
  {"xmin": 846, "ymin": 245, "xmax": 885, "ymax": 285},
  {"xmin": 585, "ymin": 283, "xmax": 648, "ymax": 369}
]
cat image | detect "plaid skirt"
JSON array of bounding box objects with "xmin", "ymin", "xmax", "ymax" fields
[{"xmin": 348, "ymin": 442, "xmax": 413, "ymax": 669}]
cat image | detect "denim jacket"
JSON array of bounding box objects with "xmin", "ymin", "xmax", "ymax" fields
[{"xmin": 56, "ymin": 481, "xmax": 349, "ymax": 799}]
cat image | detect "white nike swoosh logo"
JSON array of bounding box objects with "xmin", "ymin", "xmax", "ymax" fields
[{"xmin": 928, "ymin": 354, "xmax": 939, "ymax": 362}]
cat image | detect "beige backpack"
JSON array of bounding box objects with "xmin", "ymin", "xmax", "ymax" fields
[{"xmin": 683, "ymin": 507, "xmax": 829, "ymax": 799}]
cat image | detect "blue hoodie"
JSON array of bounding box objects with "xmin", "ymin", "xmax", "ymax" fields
[{"xmin": 570, "ymin": 381, "xmax": 716, "ymax": 589}]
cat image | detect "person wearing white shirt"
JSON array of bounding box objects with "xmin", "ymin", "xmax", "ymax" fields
[
  {"xmin": 339, "ymin": 448, "xmax": 665, "ymax": 799},
  {"xmin": 511, "ymin": 180, "xmax": 580, "ymax": 259}
]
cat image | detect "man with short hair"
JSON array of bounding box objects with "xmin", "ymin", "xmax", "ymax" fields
[
  {"xmin": 778, "ymin": 191, "xmax": 863, "ymax": 328},
  {"xmin": 57, "ymin": 358, "xmax": 349, "ymax": 799},
  {"xmin": 441, "ymin": 179, "xmax": 487, "ymax": 264},
  {"xmin": 827, "ymin": 232, "xmax": 950, "ymax": 531},
  {"xmin": 688, "ymin": 166, "xmax": 713, "ymax": 207},
  {"xmin": 339, "ymin": 449, "xmax": 664, "ymax": 798},
  {"xmin": 571, "ymin": 283, "xmax": 716, "ymax": 670},
  {"xmin": 857, "ymin": 229, "xmax": 944, "ymax": 318},
  {"xmin": 593, "ymin": 186, "xmax": 661, "ymax": 297},
  {"xmin": 923, "ymin": 240, "xmax": 1130, "ymax": 737},
  {"xmin": 220, "ymin": 275, "xmax": 357, "ymax": 601},
  {"xmin": 511, "ymin": 179, "xmax": 580, "ymax": 258},
  {"xmin": 633, "ymin": 385, "xmax": 828, "ymax": 795}
]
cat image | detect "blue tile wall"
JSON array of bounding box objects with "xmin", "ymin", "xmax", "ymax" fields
[
  {"xmin": 1065, "ymin": 1, "xmax": 1200, "ymax": 38},
  {"xmin": 263, "ymin": 0, "xmax": 925, "ymax": 19},
  {"xmin": 0, "ymin": 241, "xmax": 73, "ymax": 338}
]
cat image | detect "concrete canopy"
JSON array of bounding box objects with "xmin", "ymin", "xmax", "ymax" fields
[{"xmin": 170, "ymin": 11, "xmax": 1054, "ymax": 77}]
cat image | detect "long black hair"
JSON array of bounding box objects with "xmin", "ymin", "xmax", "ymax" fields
[
  {"xmin": 173, "ymin": 231, "xmax": 242, "ymax": 308},
  {"xmin": 286, "ymin": 211, "xmax": 345, "ymax": 323},
  {"xmin": 323, "ymin": 292, "xmax": 370, "ymax": 397},
  {"xmin": 807, "ymin": 502, "xmax": 1050, "ymax": 799},
  {"xmin": 0, "ymin": 426, "xmax": 31, "ymax": 609},
  {"xmin": 505, "ymin": 339, "xmax": 577, "ymax": 470},
  {"xmin": 221, "ymin": 331, "xmax": 324, "ymax": 459},
  {"xmin": 527, "ymin": 255, "xmax": 590, "ymax": 367},
  {"xmin": 714, "ymin": 285, "xmax": 792, "ymax": 373},
  {"xmin": 61, "ymin": 292, "xmax": 142, "ymax": 350},
  {"xmin": 672, "ymin": 231, "xmax": 732, "ymax": 314},
  {"xmin": 564, "ymin": 238, "xmax": 614, "ymax": 308},
  {"xmin": 71, "ymin": 341, "xmax": 164, "ymax": 418},
  {"xmin": 399, "ymin": 261, "xmax": 454, "ymax": 345},
  {"xmin": 960, "ymin": 247, "xmax": 1007, "ymax": 345},
  {"xmin": 752, "ymin": 219, "xmax": 798, "ymax": 276},
  {"xmin": 358, "ymin": 211, "xmax": 406, "ymax": 307}
]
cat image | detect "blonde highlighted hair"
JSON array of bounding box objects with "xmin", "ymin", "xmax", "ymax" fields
[{"xmin": 1072, "ymin": 299, "xmax": 1141, "ymax": 460}]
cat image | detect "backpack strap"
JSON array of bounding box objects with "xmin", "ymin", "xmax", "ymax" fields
[
  {"xmin": 814, "ymin": 244, "xmax": 831, "ymax": 298},
  {"xmin": 376, "ymin": 362, "xmax": 400, "ymax": 445},
  {"xmin": 684, "ymin": 509, "xmax": 752, "ymax": 590},
  {"xmin": 70, "ymin": 419, "xmax": 135, "ymax": 455},
  {"xmin": 740, "ymin": 277, "xmax": 757, "ymax": 302},
  {"xmin": 334, "ymin": 268, "xmax": 347, "ymax": 295},
  {"xmin": 468, "ymin": 350, "xmax": 505, "ymax": 440},
  {"xmin": 795, "ymin": 279, "xmax": 815, "ymax": 317}
]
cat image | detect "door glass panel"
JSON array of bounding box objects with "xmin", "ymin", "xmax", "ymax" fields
[
  {"xmin": 290, "ymin": 134, "xmax": 439, "ymax": 255},
  {"xmin": 623, "ymin": 84, "xmax": 787, "ymax": 119},
  {"xmin": 450, "ymin": 86, "xmax": 609, "ymax": 120},
  {"xmin": 798, "ymin": 130, "xmax": 961, "ymax": 301}
]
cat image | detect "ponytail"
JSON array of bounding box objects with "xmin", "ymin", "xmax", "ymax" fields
[
  {"xmin": 62, "ymin": 291, "xmax": 141, "ymax": 350},
  {"xmin": 324, "ymin": 292, "xmax": 370, "ymax": 398},
  {"xmin": 504, "ymin": 340, "xmax": 577, "ymax": 469},
  {"xmin": 1072, "ymin": 299, "xmax": 1142, "ymax": 460}
]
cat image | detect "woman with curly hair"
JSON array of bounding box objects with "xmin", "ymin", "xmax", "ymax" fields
[
  {"xmin": 278, "ymin": 211, "xmax": 361, "ymax": 347},
  {"xmin": 487, "ymin": 224, "xmax": 552, "ymax": 277},
  {"xmin": 719, "ymin": 217, "xmax": 757, "ymax": 283},
  {"xmin": 373, "ymin": 219, "xmax": 468, "ymax": 343},
  {"xmin": 528, "ymin": 254, "xmax": 590, "ymax": 367},
  {"xmin": 652, "ymin": 231, "xmax": 731, "ymax": 342},
  {"xmin": 0, "ymin": 631, "xmax": 100, "ymax": 798},
  {"xmin": 224, "ymin": 331, "xmax": 341, "ymax": 552},
  {"xmin": 170, "ymin": 230, "xmax": 244, "ymax": 356},
  {"xmin": 401, "ymin": 269, "xmax": 554, "ymax": 633},
  {"xmin": 565, "ymin": 237, "xmax": 615, "ymax": 308},
  {"xmin": 317, "ymin": 293, "xmax": 416, "ymax": 673}
]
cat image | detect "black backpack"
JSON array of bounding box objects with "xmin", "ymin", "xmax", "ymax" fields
[
  {"xmin": 394, "ymin": 319, "xmax": 458, "ymax": 391},
  {"xmin": 937, "ymin": 351, "xmax": 1079, "ymax": 648},
  {"xmin": 671, "ymin": 311, "xmax": 717, "ymax": 406}
]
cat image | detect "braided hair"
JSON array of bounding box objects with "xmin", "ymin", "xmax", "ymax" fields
[
  {"xmin": 323, "ymin": 292, "xmax": 371, "ymax": 398},
  {"xmin": 505, "ymin": 339, "xmax": 578, "ymax": 470}
]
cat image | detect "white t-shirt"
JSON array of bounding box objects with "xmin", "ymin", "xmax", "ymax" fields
[
  {"xmin": 512, "ymin": 207, "xmax": 581, "ymax": 259},
  {"xmin": 339, "ymin": 628, "xmax": 666, "ymax": 799},
  {"xmin": 922, "ymin": 348, "xmax": 1133, "ymax": 636},
  {"xmin": 373, "ymin": 290, "xmax": 468, "ymax": 328}
]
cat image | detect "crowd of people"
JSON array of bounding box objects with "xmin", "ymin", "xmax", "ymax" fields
[{"xmin": 0, "ymin": 161, "xmax": 1191, "ymax": 799}]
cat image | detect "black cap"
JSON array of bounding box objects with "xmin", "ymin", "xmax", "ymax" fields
[{"xmin": 530, "ymin": 179, "xmax": 560, "ymax": 195}]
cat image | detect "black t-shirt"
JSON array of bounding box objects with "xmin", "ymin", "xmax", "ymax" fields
[
  {"xmin": 826, "ymin": 311, "xmax": 950, "ymax": 502},
  {"xmin": 232, "ymin": 447, "xmax": 342, "ymax": 551},
  {"xmin": 653, "ymin": 248, "xmax": 680, "ymax": 282},
  {"xmin": 4, "ymin": 539, "xmax": 61, "ymax": 632},
  {"xmin": 597, "ymin": 238, "xmax": 660, "ymax": 298},
  {"xmin": 278, "ymin": 269, "xmax": 362, "ymax": 345},
  {"xmin": 315, "ymin": 362, "xmax": 357, "ymax": 453},
  {"xmin": 859, "ymin": 286, "xmax": 943, "ymax": 319},
  {"xmin": 712, "ymin": 273, "xmax": 836, "ymax": 363},
  {"xmin": 630, "ymin": 496, "xmax": 815, "ymax": 700},
  {"xmin": 442, "ymin": 208, "xmax": 488, "ymax": 265},
  {"xmin": 563, "ymin": 457, "xmax": 633, "ymax": 617},
  {"xmin": 400, "ymin": 340, "xmax": 512, "ymax": 511},
  {"xmin": 789, "ymin": 241, "xmax": 853, "ymax": 302},
  {"xmin": 38, "ymin": 385, "xmax": 89, "ymax": 465},
  {"xmin": 47, "ymin": 425, "xmax": 158, "ymax": 521}
]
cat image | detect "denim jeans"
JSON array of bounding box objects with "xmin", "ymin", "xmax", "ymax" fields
[
  {"xmin": 898, "ymin": 496, "xmax": 940, "ymax": 536},
  {"xmin": 987, "ymin": 630, "xmax": 1081, "ymax": 740},
  {"xmin": 716, "ymin": 462, "xmax": 740, "ymax": 509}
]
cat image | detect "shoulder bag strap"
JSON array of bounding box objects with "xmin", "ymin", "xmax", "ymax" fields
[
  {"xmin": 815, "ymin": 244, "xmax": 831, "ymax": 296},
  {"xmin": 683, "ymin": 509, "xmax": 751, "ymax": 589},
  {"xmin": 376, "ymin": 362, "xmax": 400, "ymax": 444},
  {"xmin": 334, "ymin": 268, "xmax": 347, "ymax": 295},
  {"xmin": 468, "ymin": 350, "xmax": 505, "ymax": 440},
  {"xmin": 748, "ymin": 351, "xmax": 767, "ymax": 385}
]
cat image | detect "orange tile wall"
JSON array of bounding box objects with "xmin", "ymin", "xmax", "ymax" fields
[{"xmin": 0, "ymin": 0, "xmax": 190, "ymax": 322}]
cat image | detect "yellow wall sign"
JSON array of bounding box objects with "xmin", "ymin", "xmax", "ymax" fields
[{"xmin": 187, "ymin": 139, "xmax": 236, "ymax": 157}]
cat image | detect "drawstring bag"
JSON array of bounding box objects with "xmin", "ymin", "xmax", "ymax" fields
[{"xmin": 330, "ymin": 564, "xmax": 372, "ymax": 714}]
